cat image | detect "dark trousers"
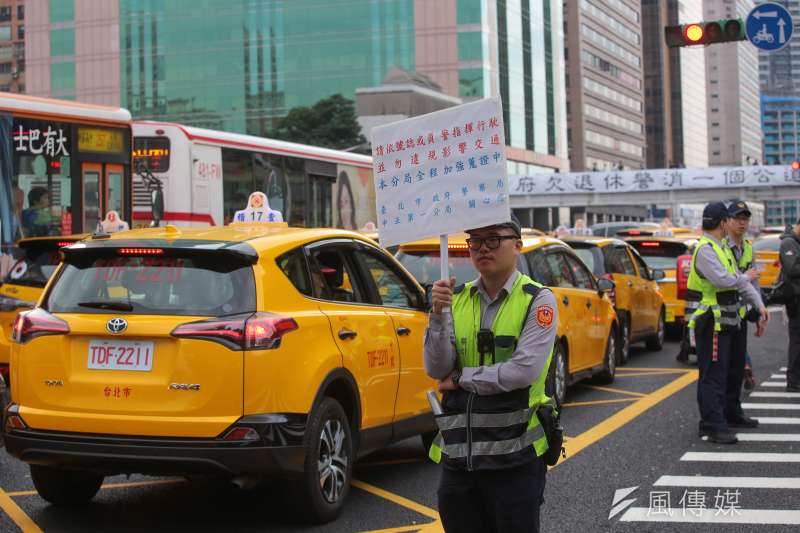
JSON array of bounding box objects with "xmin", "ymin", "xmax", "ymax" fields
[
  {"xmin": 695, "ymin": 313, "xmax": 735, "ymax": 432},
  {"xmin": 727, "ymin": 321, "xmax": 747, "ymax": 420},
  {"xmin": 437, "ymin": 458, "xmax": 546, "ymax": 533},
  {"xmin": 789, "ymin": 311, "xmax": 800, "ymax": 389}
]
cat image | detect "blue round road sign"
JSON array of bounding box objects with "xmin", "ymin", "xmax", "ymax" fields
[{"xmin": 747, "ymin": 2, "xmax": 794, "ymax": 51}]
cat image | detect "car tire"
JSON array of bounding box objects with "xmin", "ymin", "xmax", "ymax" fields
[
  {"xmin": 30, "ymin": 465, "xmax": 103, "ymax": 506},
  {"xmin": 646, "ymin": 309, "xmax": 666, "ymax": 352},
  {"xmin": 546, "ymin": 341, "xmax": 568, "ymax": 407},
  {"xmin": 296, "ymin": 397, "xmax": 353, "ymax": 524},
  {"xmin": 618, "ymin": 313, "xmax": 631, "ymax": 366},
  {"xmin": 594, "ymin": 325, "xmax": 617, "ymax": 384}
]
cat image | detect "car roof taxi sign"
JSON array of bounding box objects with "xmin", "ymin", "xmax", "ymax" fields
[{"xmin": 233, "ymin": 191, "xmax": 283, "ymax": 223}]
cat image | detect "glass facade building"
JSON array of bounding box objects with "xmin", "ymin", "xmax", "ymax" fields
[
  {"xmin": 761, "ymin": 95, "xmax": 800, "ymax": 226},
  {"xmin": 28, "ymin": 0, "xmax": 568, "ymax": 173}
]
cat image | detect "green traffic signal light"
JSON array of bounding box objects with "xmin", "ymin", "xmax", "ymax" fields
[{"xmin": 664, "ymin": 18, "xmax": 746, "ymax": 47}]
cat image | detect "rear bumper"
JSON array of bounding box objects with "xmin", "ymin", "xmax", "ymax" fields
[{"xmin": 3, "ymin": 410, "xmax": 307, "ymax": 478}]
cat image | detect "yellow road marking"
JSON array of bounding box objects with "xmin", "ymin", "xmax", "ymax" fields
[
  {"xmin": 614, "ymin": 371, "xmax": 687, "ymax": 377},
  {"xmin": 0, "ymin": 486, "xmax": 43, "ymax": 532},
  {"xmin": 352, "ymin": 479, "xmax": 439, "ymax": 520},
  {"xmin": 562, "ymin": 398, "xmax": 637, "ymax": 407},
  {"xmin": 554, "ymin": 370, "xmax": 698, "ymax": 468},
  {"xmin": 6, "ymin": 478, "xmax": 185, "ymax": 498},
  {"xmin": 581, "ymin": 384, "xmax": 646, "ymax": 397}
]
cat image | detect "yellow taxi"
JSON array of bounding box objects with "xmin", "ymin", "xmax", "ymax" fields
[
  {"xmin": 395, "ymin": 234, "xmax": 619, "ymax": 406},
  {"xmin": 560, "ymin": 235, "xmax": 666, "ymax": 364},
  {"xmin": 4, "ymin": 223, "xmax": 436, "ymax": 523},
  {"xmin": 0, "ymin": 235, "xmax": 88, "ymax": 383},
  {"xmin": 753, "ymin": 234, "xmax": 782, "ymax": 295},
  {"xmin": 621, "ymin": 230, "xmax": 699, "ymax": 334}
]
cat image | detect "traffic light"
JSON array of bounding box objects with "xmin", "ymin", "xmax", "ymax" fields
[{"xmin": 664, "ymin": 19, "xmax": 745, "ymax": 47}]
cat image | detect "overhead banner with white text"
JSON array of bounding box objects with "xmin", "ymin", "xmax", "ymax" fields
[{"xmin": 509, "ymin": 165, "xmax": 799, "ymax": 196}]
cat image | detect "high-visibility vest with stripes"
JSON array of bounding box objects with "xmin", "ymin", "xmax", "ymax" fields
[
  {"xmin": 428, "ymin": 273, "xmax": 554, "ymax": 470},
  {"xmin": 723, "ymin": 237, "xmax": 754, "ymax": 319},
  {"xmin": 685, "ymin": 237, "xmax": 741, "ymax": 332}
]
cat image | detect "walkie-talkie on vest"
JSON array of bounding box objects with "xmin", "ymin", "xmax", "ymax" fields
[{"xmin": 477, "ymin": 329, "xmax": 495, "ymax": 366}]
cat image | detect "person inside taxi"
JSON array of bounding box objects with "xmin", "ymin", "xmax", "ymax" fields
[
  {"xmin": 22, "ymin": 187, "xmax": 55, "ymax": 237},
  {"xmin": 424, "ymin": 217, "xmax": 557, "ymax": 532}
]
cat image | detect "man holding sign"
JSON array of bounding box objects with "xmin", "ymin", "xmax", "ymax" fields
[{"xmin": 424, "ymin": 216, "xmax": 558, "ymax": 533}]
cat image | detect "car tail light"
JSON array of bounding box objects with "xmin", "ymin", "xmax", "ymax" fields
[
  {"xmin": 171, "ymin": 312, "xmax": 298, "ymax": 350},
  {"xmin": 222, "ymin": 427, "xmax": 260, "ymax": 441},
  {"xmin": 0, "ymin": 295, "xmax": 36, "ymax": 312},
  {"xmin": 118, "ymin": 248, "xmax": 164, "ymax": 255},
  {"xmin": 676, "ymin": 254, "xmax": 692, "ymax": 300},
  {"xmin": 12, "ymin": 308, "xmax": 70, "ymax": 344},
  {"xmin": 600, "ymin": 273, "xmax": 617, "ymax": 307},
  {"xmin": 640, "ymin": 242, "xmax": 661, "ymax": 247},
  {"xmin": 5, "ymin": 414, "xmax": 27, "ymax": 431}
]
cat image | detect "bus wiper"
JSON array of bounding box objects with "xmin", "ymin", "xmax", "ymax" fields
[{"xmin": 77, "ymin": 301, "xmax": 134, "ymax": 311}]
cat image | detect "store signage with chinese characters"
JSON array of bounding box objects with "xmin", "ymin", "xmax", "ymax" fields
[
  {"xmin": 371, "ymin": 97, "xmax": 509, "ymax": 248},
  {"xmin": 509, "ymin": 165, "xmax": 799, "ymax": 196},
  {"xmin": 12, "ymin": 119, "xmax": 70, "ymax": 158},
  {"xmin": 78, "ymin": 127, "xmax": 125, "ymax": 154}
]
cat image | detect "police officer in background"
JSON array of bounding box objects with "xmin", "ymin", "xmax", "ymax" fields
[
  {"xmin": 424, "ymin": 217, "xmax": 557, "ymax": 532},
  {"xmin": 685, "ymin": 202, "xmax": 767, "ymax": 444},
  {"xmin": 725, "ymin": 200, "xmax": 765, "ymax": 392}
]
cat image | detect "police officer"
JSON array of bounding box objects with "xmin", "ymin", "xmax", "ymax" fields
[
  {"xmin": 685, "ymin": 202, "xmax": 767, "ymax": 444},
  {"xmin": 725, "ymin": 200, "xmax": 767, "ymax": 394},
  {"xmin": 424, "ymin": 218, "xmax": 557, "ymax": 532}
]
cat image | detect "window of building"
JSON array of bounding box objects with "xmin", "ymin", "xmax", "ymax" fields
[
  {"xmin": 50, "ymin": 61, "xmax": 75, "ymax": 92},
  {"xmin": 17, "ymin": 25, "xmax": 23, "ymax": 40},
  {"xmin": 17, "ymin": 5, "xmax": 23, "ymax": 20},
  {"xmin": 0, "ymin": 25, "xmax": 10, "ymax": 40},
  {"xmin": 457, "ymin": 0, "xmax": 481, "ymax": 24},
  {"xmin": 50, "ymin": 0, "xmax": 74, "ymax": 23},
  {"xmin": 50, "ymin": 28, "xmax": 75, "ymax": 57},
  {"xmin": 0, "ymin": 7, "xmax": 10, "ymax": 23},
  {"xmin": 457, "ymin": 31, "xmax": 482, "ymax": 61},
  {"xmin": 0, "ymin": 62, "xmax": 11, "ymax": 74},
  {"xmin": 459, "ymin": 68, "xmax": 483, "ymax": 98}
]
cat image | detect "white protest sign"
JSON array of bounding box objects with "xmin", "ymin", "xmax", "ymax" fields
[
  {"xmin": 371, "ymin": 97, "xmax": 509, "ymax": 248},
  {"xmin": 233, "ymin": 191, "xmax": 283, "ymax": 223}
]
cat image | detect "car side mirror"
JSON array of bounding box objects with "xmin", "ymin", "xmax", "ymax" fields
[
  {"xmin": 652, "ymin": 269, "xmax": 666, "ymax": 281},
  {"xmin": 423, "ymin": 283, "xmax": 433, "ymax": 310},
  {"xmin": 150, "ymin": 189, "xmax": 165, "ymax": 227},
  {"xmin": 597, "ymin": 277, "xmax": 615, "ymax": 296}
]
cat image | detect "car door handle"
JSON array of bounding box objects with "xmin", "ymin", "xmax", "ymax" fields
[
  {"xmin": 586, "ymin": 300, "xmax": 592, "ymax": 309},
  {"xmin": 338, "ymin": 329, "xmax": 358, "ymax": 340},
  {"xmin": 627, "ymin": 281, "xmax": 633, "ymax": 288},
  {"xmin": 396, "ymin": 326, "xmax": 411, "ymax": 336},
  {"xmin": 562, "ymin": 296, "xmax": 569, "ymax": 306}
]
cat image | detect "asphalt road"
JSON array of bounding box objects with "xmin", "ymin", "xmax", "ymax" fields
[{"xmin": 0, "ymin": 310, "xmax": 794, "ymax": 532}]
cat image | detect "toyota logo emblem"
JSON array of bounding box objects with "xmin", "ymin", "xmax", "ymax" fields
[{"xmin": 106, "ymin": 318, "xmax": 128, "ymax": 334}]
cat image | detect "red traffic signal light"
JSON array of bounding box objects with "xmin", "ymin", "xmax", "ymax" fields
[
  {"xmin": 665, "ymin": 19, "xmax": 745, "ymax": 47},
  {"xmin": 791, "ymin": 160, "xmax": 800, "ymax": 171}
]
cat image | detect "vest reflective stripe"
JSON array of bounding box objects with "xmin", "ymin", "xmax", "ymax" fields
[
  {"xmin": 442, "ymin": 425, "xmax": 546, "ymax": 459},
  {"xmin": 686, "ymin": 237, "xmax": 740, "ymax": 332},
  {"xmin": 435, "ymin": 407, "xmax": 537, "ymax": 431},
  {"xmin": 427, "ymin": 273, "xmax": 554, "ymax": 469}
]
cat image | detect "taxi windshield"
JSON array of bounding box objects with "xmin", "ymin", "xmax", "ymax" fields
[
  {"xmin": 754, "ymin": 237, "xmax": 780, "ymax": 252},
  {"xmin": 395, "ymin": 250, "xmax": 478, "ymax": 286},
  {"xmin": 628, "ymin": 241, "xmax": 688, "ymax": 271},
  {"xmin": 46, "ymin": 253, "xmax": 256, "ymax": 316}
]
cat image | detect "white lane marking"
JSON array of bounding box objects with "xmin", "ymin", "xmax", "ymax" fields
[
  {"xmin": 771, "ymin": 374, "xmax": 788, "ymax": 379},
  {"xmin": 751, "ymin": 392, "xmax": 800, "ymax": 398},
  {"xmin": 735, "ymin": 433, "xmax": 800, "ymax": 442},
  {"xmin": 781, "ymin": 367, "xmax": 788, "ymax": 372},
  {"xmin": 619, "ymin": 507, "xmax": 800, "ymax": 524},
  {"xmin": 768, "ymin": 306, "xmax": 784, "ymax": 313},
  {"xmin": 681, "ymin": 452, "xmax": 800, "ymax": 462},
  {"xmin": 655, "ymin": 475, "xmax": 800, "ymax": 489},
  {"xmin": 754, "ymin": 417, "xmax": 800, "ymax": 424},
  {"xmin": 761, "ymin": 382, "xmax": 788, "ymax": 387},
  {"xmin": 742, "ymin": 403, "xmax": 800, "ymax": 410}
]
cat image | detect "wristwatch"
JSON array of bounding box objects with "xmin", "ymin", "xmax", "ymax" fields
[{"xmin": 451, "ymin": 369, "xmax": 462, "ymax": 387}]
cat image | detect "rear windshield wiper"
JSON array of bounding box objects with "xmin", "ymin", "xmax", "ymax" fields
[{"xmin": 77, "ymin": 301, "xmax": 134, "ymax": 311}]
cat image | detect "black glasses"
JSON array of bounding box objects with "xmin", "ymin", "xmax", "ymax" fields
[{"xmin": 465, "ymin": 235, "xmax": 518, "ymax": 251}]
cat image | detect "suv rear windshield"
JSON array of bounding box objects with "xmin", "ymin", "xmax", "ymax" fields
[
  {"xmin": 4, "ymin": 243, "xmax": 64, "ymax": 287},
  {"xmin": 628, "ymin": 241, "xmax": 688, "ymax": 270},
  {"xmin": 396, "ymin": 250, "xmax": 478, "ymax": 286},
  {"xmin": 46, "ymin": 253, "xmax": 256, "ymax": 316}
]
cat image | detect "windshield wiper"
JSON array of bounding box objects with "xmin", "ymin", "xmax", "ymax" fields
[{"xmin": 77, "ymin": 301, "xmax": 134, "ymax": 311}]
